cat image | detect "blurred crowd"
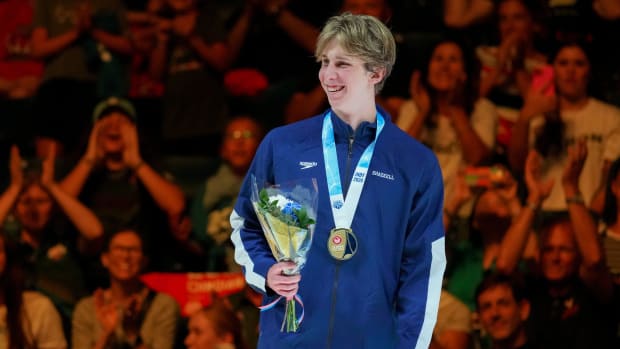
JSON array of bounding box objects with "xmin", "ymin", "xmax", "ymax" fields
[{"xmin": 1, "ymin": 0, "xmax": 620, "ymax": 348}]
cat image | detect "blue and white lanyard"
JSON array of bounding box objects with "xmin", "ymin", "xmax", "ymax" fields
[{"xmin": 322, "ymin": 111, "xmax": 385, "ymax": 229}]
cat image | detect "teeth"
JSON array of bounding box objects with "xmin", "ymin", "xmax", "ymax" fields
[{"xmin": 327, "ymin": 86, "xmax": 343, "ymax": 93}]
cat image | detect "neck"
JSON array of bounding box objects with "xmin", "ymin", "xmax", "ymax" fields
[
  {"xmin": 334, "ymin": 105, "xmax": 377, "ymax": 131},
  {"xmin": 109, "ymin": 279, "xmax": 143, "ymax": 301},
  {"xmin": 560, "ymin": 95, "xmax": 589, "ymax": 111},
  {"xmin": 493, "ymin": 329, "xmax": 527, "ymax": 349}
]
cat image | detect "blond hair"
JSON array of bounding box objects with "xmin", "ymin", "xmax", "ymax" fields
[{"xmin": 315, "ymin": 12, "xmax": 396, "ymax": 93}]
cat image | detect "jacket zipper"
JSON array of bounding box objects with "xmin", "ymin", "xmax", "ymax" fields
[{"xmin": 326, "ymin": 134, "xmax": 355, "ymax": 349}]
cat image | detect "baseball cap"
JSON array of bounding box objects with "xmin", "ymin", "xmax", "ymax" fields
[{"xmin": 92, "ymin": 97, "xmax": 137, "ymax": 122}]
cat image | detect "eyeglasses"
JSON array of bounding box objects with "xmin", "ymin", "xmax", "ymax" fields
[
  {"xmin": 109, "ymin": 245, "xmax": 142, "ymax": 255},
  {"xmin": 226, "ymin": 130, "xmax": 256, "ymax": 140}
]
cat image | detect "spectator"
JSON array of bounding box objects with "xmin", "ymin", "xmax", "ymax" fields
[
  {"xmin": 476, "ymin": 0, "xmax": 547, "ymax": 161},
  {"xmin": 475, "ymin": 273, "xmax": 533, "ymax": 349},
  {"xmin": 72, "ymin": 228, "xmax": 180, "ymax": 349},
  {"xmin": 59, "ymin": 97, "xmax": 185, "ymax": 282},
  {"xmin": 149, "ymin": 0, "xmax": 233, "ymax": 156},
  {"xmin": 31, "ymin": 0, "xmax": 132, "ymax": 157},
  {"xmin": 508, "ymin": 41, "xmax": 620, "ymax": 212},
  {"xmin": 0, "ymin": 233, "xmax": 67, "ymax": 349},
  {"xmin": 496, "ymin": 144, "xmax": 616, "ymax": 349},
  {"xmin": 396, "ymin": 38, "xmax": 496, "ymax": 212},
  {"xmin": 184, "ymin": 298, "xmax": 247, "ymax": 349},
  {"xmin": 189, "ymin": 116, "xmax": 263, "ymax": 272},
  {"xmin": 0, "ymin": 145, "xmax": 103, "ymax": 332},
  {"xmin": 446, "ymin": 168, "xmax": 538, "ymax": 309}
]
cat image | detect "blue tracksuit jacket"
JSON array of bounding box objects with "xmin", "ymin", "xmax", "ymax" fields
[{"xmin": 231, "ymin": 108, "xmax": 446, "ymax": 348}]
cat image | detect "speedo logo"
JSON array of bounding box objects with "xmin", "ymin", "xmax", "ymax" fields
[
  {"xmin": 371, "ymin": 170, "xmax": 394, "ymax": 180},
  {"xmin": 299, "ymin": 161, "xmax": 318, "ymax": 170}
]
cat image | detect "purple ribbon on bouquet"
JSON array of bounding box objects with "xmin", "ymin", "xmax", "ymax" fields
[{"xmin": 259, "ymin": 294, "xmax": 305, "ymax": 325}]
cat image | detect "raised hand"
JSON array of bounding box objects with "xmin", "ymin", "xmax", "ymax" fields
[
  {"xmin": 524, "ymin": 150, "xmax": 554, "ymax": 203},
  {"xmin": 84, "ymin": 120, "xmax": 104, "ymax": 165},
  {"xmin": 120, "ymin": 121, "xmax": 143, "ymax": 170},
  {"xmin": 94, "ymin": 289, "xmax": 119, "ymax": 335},
  {"xmin": 40, "ymin": 143, "xmax": 56, "ymax": 188},
  {"xmin": 409, "ymin": 70, "xmax": 431, "ymax": 118},
  {"xmin": 521, "ymin": 79, "xmax": 556, "ymax": 120},
  {"xmin": 9, "ymin": 145, "xmax": 23, "ymax": 189},
  {"xmin": 562, "ymin": 138, "xmax": 587, "ymax": 192}
]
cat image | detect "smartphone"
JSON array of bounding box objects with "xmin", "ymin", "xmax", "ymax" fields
[
  {"xmin": 464, "ymin": 166, "xmax": 507, "ymax": 188},
  {"xmin": 531, "ymin": 65, "xmax": 555, "ymax": 97}
]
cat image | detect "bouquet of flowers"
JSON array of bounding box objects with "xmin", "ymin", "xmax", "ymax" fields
[{"xmin": 251, "ymin": 175, "xmax": 318, "ymax": 332}]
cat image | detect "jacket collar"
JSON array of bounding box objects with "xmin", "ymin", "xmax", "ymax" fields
[{"xmin": 328, "ymin": 106, "xmax": 389, "ymax": 144}]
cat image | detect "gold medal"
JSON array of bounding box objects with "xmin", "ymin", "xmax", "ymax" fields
[{"xmin": 327, "ymin": 228, "xmax": 358, "ymax": 261}]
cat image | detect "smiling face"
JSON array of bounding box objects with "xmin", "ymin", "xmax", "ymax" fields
[
  {"xmin": 553, "ymin": 45, "xmax": 590, "ymax": 101},
  {"xmin": 102, "ymin": 230, "xmax": 144, "ymax": 282},
  {"xmin": 477, "ymin": 284, "xmax": 529, "ymax": 343},
  {"xmin": 318, "ymin": 40, "xmax": 382, "ymax": 120},
  {"xmin": 427, "ymin": 42, "xmax": 467, "ymax": 93},
  {"xmin": 540, "ymin": 222, "xmax": 580, "ymax": 282}
]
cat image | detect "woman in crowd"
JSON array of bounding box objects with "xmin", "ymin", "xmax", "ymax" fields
[
  {"xmin": 72, "ymin": 228, "xmax": 179, "ymax": 349},
  {"xmin": 396, "ymin": 37, "xmax": 496, "ymax": 211},
  {"xmin": 509, "ymin": 41, "xmax": 620, "ymax": 212},
  {"xmin": 0, "ymin": 145, "xmax": 102, "ymax": 331}
]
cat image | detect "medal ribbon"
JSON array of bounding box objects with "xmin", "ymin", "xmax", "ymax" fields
[{"xmin": 322, "ymin": 111, "xmax": 384, "ymax": 229}]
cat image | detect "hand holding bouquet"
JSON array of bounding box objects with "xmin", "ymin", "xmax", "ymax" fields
[{"xmin": 251, "ymin": 176, "xmax": 318, "ymax": 332}]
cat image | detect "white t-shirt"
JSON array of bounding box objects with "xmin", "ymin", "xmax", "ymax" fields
[
  {"xmin": 0, "ymin": 291, "xmax": 67, "ymax": 349},
  {"xmin": 529, "ymin": 98, "xmax": 620, "ymax": 211},
  {"xmin": 397, "ymin": 98, "xmax": 498, "ymax": 203}
]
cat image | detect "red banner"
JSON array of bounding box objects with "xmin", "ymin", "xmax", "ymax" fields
[{"xmin": 141, "ymin": 272, "xmax": 246, "ymax": 316}]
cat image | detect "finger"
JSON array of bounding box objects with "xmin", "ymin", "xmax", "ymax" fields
[
  {"xmin": 271, "ymin": 274, "xmax": 301, "ymax": 285},
  {"xmin": 48, "ymin": 142, "xmax": 56, "ymax": 160}
]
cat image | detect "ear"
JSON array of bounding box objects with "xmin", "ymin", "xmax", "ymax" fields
[
  {"xmin": 369, "ymin": 68, "xmax": 386, "ymax": 85},
  {"xmin": 519, "ymin": 299, "xmax": 530, "ymax": 321}
]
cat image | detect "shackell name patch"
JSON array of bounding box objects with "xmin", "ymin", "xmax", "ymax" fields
[{"xmin": 371, "ymin": 170, "xmax": 394, "ymax": 180}]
